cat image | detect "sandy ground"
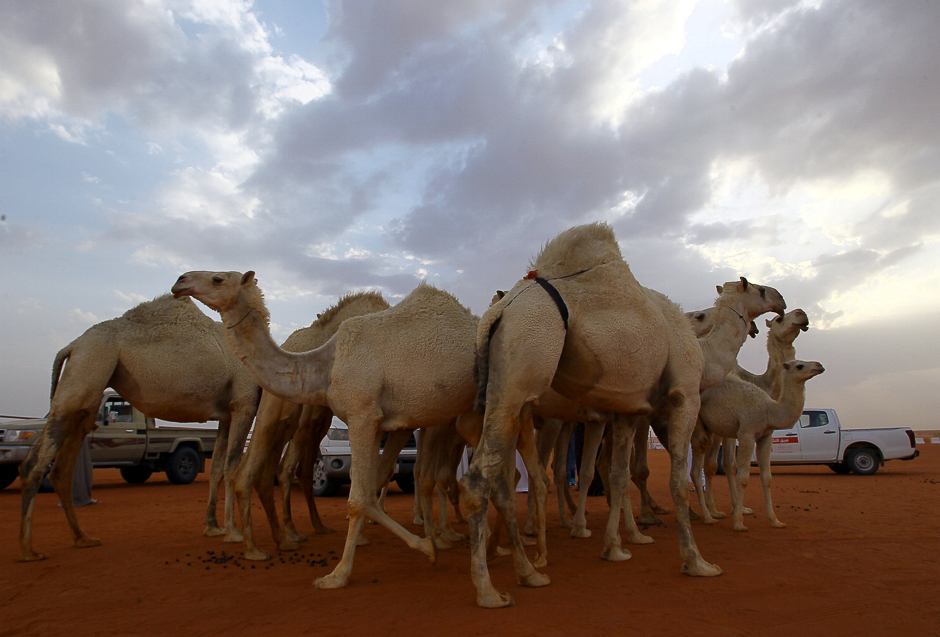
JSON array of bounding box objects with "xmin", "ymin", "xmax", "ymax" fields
[{"xmin": 2, "ymin": 445, "xmax": 938, "ymax": 637}]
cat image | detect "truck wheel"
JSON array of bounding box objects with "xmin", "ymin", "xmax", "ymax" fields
[
  {"xmin": 0, "ymin": 464, "xmax": 18, "ymax": 490},
  {"xmin": 166, "ymin": 447, "xmax": 200, "ymax": 485},
  {"xmin": 828, "ymin": 463, "xmax": 851, "ymax": 474},
  {"xmin": 846, "ymin": 448, "xmax": 879, "ymax": 475},
  {"xmin": 120, "ymin": 465, "xmax": 154, "ymax": 484},
  {"xmin": 395, "ymin": 474, "xmax": 415, "ymax": 493},
  {"xmin": 312, "ymin": 456, "xmax": 340, "ymax": 497}
]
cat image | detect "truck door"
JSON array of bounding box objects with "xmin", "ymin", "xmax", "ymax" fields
[
  {"xmin": 89, "ymin": 396, "xmax": 146, "ymax": 463},
  {"xmin": 770, "ymin": 414, "xmax": 802, "ymax": 461},
  {"xmin": 798, "ymin": 409, "xmax": 841, "ymax": 461}
]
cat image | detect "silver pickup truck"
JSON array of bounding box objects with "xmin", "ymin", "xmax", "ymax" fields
[
  {"xmin": 0, "ymin": 391, "xmax": 217, "ymax": 489},
  {"xmin": 719, "ymin": 408, "xmax": 919, "ymax": 475},
  {"xmin": 314, "ymin": 416, "xmax": 417, "ymax": 496}
]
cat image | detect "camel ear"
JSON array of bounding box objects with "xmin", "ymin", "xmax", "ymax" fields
[
  {"xmin": 749, "ymin": 321, "xmax": 759, "ymax": 338},
  {"xmin": 782, "ymin": 361, "xmax": 792, "ymax": 371},
  {"xmin": 740, "ymin": 276, "xmax": 749, "ymax": 290},
  {"xmin": 496, "ymin": 290, "xmax": 506, "ymax": 300},
  {"xmin": 241, "ymin": 271, "xmax": 256, "ymax": 286},
  {"xmin": 716, "ymin": 285, "xmax": 723, "ymax": 294},
  {"xmin": 694, "ymin": 312, "xmax": 705, "ymax": 322}
]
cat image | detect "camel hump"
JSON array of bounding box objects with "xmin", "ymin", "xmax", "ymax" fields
[
  {"xmin": 121, "ymin": 294, "xmax": 217, "ymax": 329},
  {"xmin": 532, "ymin": 222, "xmax": 624, "ymax": 278}
]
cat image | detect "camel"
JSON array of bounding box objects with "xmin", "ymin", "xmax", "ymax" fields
[
  {"xmin": 229, "ymin": 291, "xmax": 391, "ymax": 561},
  {"xmin": 693, "ymin": 308, "xmax": 810, "ymax": 521},
  {"xmin": 17, "ymin": 295, "xmax": 260, "ymax": 562},
  {"xmin": 692, "ymin": 361, "xmax": 825, "ymax": 530},
  {"xmin": 462, "ymin": 223, "xmax": 721, "ymax": 608},
  {"xmin": 171, "ymin": 272, "xmax": 497, "ymax": 592},
  {"xmin": 734, "ymin": 309, "xmax": 809, "ymax": 396}
]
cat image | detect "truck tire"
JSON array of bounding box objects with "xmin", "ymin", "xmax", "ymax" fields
[
  {"xmin": 828, "ymin": 463, "xmax": 851, "ymax": 474},
  {"xmin": 0, "ymin": 464, "xmax": 18, "ymax": 490},
  {"xmin": 846, "ymin": 448, "xmax": 879, "ymax": 476},
  {"xmin": 165, "ymin": 446, "xmax": 200, "ymax": 485},
  {"xmin": 395, "ymin": 474, "xmax": 415, "ymax": 493},
  {"xmin": 312, "ymin": 456, "xmax": 340, "ymax": 497},
  {"xmin": 120, "ymin": 465, "xmax": 154, "ymax": 484}
]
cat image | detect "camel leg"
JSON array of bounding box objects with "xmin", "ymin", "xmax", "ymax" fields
[
  {"xmin": 601, "ymin": 421, "xmax": 632, "ymax": 561},
  {"xmin": 666, "ymin": 392, "xmax": 722, "ymax": 577},
  {"xmin": 524, "ymin": 417, "xmax": 558, "ymax": 536},
  {"xmin": 52, "ymin": 425, "xmax": 101, "ymax": 550},
  {"xmin": 732, "ymin": 439, "xmax": 757, "ymax": 532},
  {"xmin": 552, "ymin": 423, "xmax": 575, "ymax": 528},
  {"xmin": 691, "ymin": 426, "xmax": 718, "ymax": 525},
  {"xmin": 234, "ymin": 395, "xmax": 300, "ymax": 561},
  {"xmin": 203, "ymin": 415, "xmax": 230, "ymax": 537},
  {"xmin": 276, "ymin": 439, "xmax": 305, "ymax": 549},
  {"xmin": 571, "ymin": 421, "xmax": 605, "ymax": 538},
  {"xmin": 436, "ymin": 440, "xmax": 466, "ymax": 543},
  {"xmin": 222, "ymin": 404, "xmax": 255, "ymax": 544},
  {"xmin": 447, "ymin": 442, "xmax": 467, "ymax": 523},
  {"xmin": 631, "ymin": 422, "xmax": 662, "ymax": 525},
  {"xmin": 299, "ymin": 410, "xmax": 335, "ymax": 534},
  {"xmin": 756, "ymin": 435, "xmax": 786, "ymax": 528},
  {"xmin": 702, "ymin": 437, "xmax": 725, "ymax": 519},
  {"xmin": 18, "ymin": 416, "xmax": 70, "ymax": 561},
  {"xmin": 417, "ymin": 439, "xmax": 450, "ymax": 550},
  {"xmin": 517, "ymin": 416, "xmax": 548, "ymax": 568},
  {"xmin": 412, "ymin": 429, "xmax": 425, "ymax": 526},
  {"xmin": 317, "ymin": 420, "xmax": 434, "ymax": 590}
]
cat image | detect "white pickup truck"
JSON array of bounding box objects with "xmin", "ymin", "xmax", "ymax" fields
[
  {"xmin": 767, "ymin": 408, "xmax": 919, "ymax": 474},
  {"xmin": 717, "ymin": 408, "xmax": 919, "ymax": 475}
]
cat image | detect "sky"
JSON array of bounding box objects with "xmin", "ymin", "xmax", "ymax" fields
[{"xmin": 1, "ymin": 0, "xmax": 938, "ymax": 430}]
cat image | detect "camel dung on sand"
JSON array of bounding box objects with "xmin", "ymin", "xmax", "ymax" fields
[
  {"xmin": 17, "ymin": 294, "xmax": 260, "ymax": 562},
  {"xmin": 171, "ymin": 271, "xmax": 480, "ymax": 592},
  {"xmin": 233, "ymin": 291, "xmax": 390, "ymax": 561},
  {"xmin": 463, "ymin": 222, "xmax": 720, "ymax": 608}
]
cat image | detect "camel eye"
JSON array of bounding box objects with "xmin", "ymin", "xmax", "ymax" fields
[
  {"xmin": 776, "ymin": 316, "xmax": 783, "ymax": 323},
  {"xmin": 212, "ymin": 276, "xmax": 224, "ymax": 285},
  {"xmin": 796, "ymin": 364, "xmax": 804, "ymax": 370}
]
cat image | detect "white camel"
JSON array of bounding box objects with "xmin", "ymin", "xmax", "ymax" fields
[
  {"xmin": 17, "ymin": 295, "xmax": 260, "ymax": 562},
  {"xmin": 692, "ymin": 361, "xmax": 825, "ymax": 530},
  {"xmin": 171, "ymin": 272, "xmax": 497, "ymax": 592}
]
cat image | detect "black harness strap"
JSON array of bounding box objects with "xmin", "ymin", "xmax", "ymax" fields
[{"xmin": 534, "ymin": 277, "xmax": 569, "ymax": 330}]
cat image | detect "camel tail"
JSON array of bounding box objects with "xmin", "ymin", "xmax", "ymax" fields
[
  {"xmin": 50, "ymin": 345, "xmax": 72, "ymax": 400},
  {"xmin": 473, "ymin": 310, "xmax": 504, "ymax": 415}
]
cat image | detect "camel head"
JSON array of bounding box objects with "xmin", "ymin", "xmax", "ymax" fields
[
  {"xmin": 781, "ymin": 360, "xmax": 825, "ymax": 383},
  {"xmin": 766, "ymin": 308, "xmax": 809, "ymax": 343},
  {"xmin": 716, "ymin": 276, "xmax": 786, "ymax": 319},
  {"xmin": 171, "ymin": 270, "xmax": 266, "ymax": 319},
  {"xmin": 749, "ymin": 320, "xmax": 759, "ymax": 339},
  {"xmin": 686, "ymin": 308, "xmax": 716, "ymax": 338}
]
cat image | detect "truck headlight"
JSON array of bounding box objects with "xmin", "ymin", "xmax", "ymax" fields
[
  {"xmin": 3, "ymin": 430, "xmax": 35, "ymax": 443},
  {"xmin": 327, "ymin": 427, "xmax": 349, "ymax": 442}
]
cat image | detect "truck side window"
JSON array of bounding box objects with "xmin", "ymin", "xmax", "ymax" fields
[
  {"xmin": 803, "ymin": 411, "xmax": 828, "ymax": 428},
  {"xmin": 105, "ymin": 399, "xmax": 134, "ymax": 423},
  {"xmin": 798, "ymin": 414, "xmax": 810, "ymax": 428}
]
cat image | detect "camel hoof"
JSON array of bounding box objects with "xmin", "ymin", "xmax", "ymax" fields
[
  {"xmin": 518, "ymin": 571, "xmax": 550, "ymax": 588},
  {"xmin": 476, "ymin": 590, "xmax": 515, "ymax": 609},
  {"xmin": 640, "ymin": 514, "xmax": 664, "ymax": 526},
  {"xmin": 602, "ymin": 546, "xmax": 633, "ymax": 562},
  {"xmin": 652, "ymin": 505, "xmax": 670, "ymax": 515},
  {"xmin": 704, "ymin": 517, "xmax": 720, "ymax": 526},
  {"xmin": 771, "ymin": 521, "xmax": 787, "ymax": 529},
  {"xmin": 494, "ymin": 546, "xmax": 512, "ymax": 557},
  {"xmin": 279, "ymin": 539, "xmax": 301, "ymax": 552},
  {"xmin": 742, "ymin": 507, "xmax": 754, "ymax": 515},
  {"xmin": 570, "ymin": 526, "xmax": 591, "ymax": 539},
  {"xmin": 682, "ymin": 559, "xmax": 722, "ymax": 577},
  {"xmin": 422, "ymin": 537, "xmax": 437, "ymax": 563},
  {"xmin": 203, "ymin": 526, "xmax": 226, "ymax": 537},
  {"xmin": 628, "ymin": 533, "xmax": 654, "ymax": 545},
  {"xmin": 432, "ymin": 537, "xmax": 453, "ymax": 550},
  {"xmin": 75, "ymin": 537, "xmax": 101, "ymax": 549},
  {"xmin": 532, "ymin": 554, "xmax": 548, "ymax": 569},
  {"xmin": 244, "ymin": 548, "xmax": 272, "ymax": 561},
  {"xmin": 733, "ymin": 524, "xmax": 749, "ymax": 532},
  {"xmin": 712, "ymin": 511, "xmax": 727, "ymax": 519},
  {"xmin": 314, "ymin": 526, "xmax": 336, "ymax": 535},
  {"xmin": 559, "ymin": 518, "xmax": 573, "ymax": 529},
  {"xmin": 314, "ymin": 573, "xmax": 348, "ymax": 590},
  {"xmin": 223, "ymin": 530, "xmax": 244, "ymax": 543},
  {"xmin": 355, "ymin": 535, "xmax": 372, "ymax": 547},
  {"xmin": 440, "ymin": 530, "xmax": 466, "ymax": 543},
  {"xmin": 285, "ymin": 531, "xmax": 307, "ymax": 543},
  {"xmin": 522, "ymin": 523, "xmax": 536, "ymax": 537},
  {"xmin": 17, "ymin": 551, "xmax": 48, "ymax": 562},
  {"xmin": 520, "ymin": 535, "xmax": 536, "ymax": 547}
]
